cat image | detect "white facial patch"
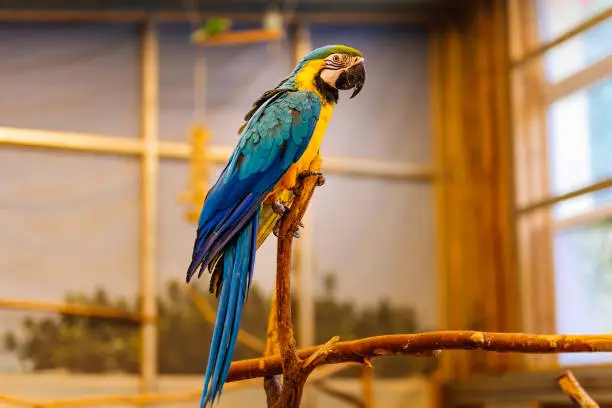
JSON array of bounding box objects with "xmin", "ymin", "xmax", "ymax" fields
[
  {"xmin": 320, "ymin": 68, "xmax": 343, "ymax": 87},
  {"xmin": 320, "ymin": 54, "xmax": 365, "ymax": 88}
]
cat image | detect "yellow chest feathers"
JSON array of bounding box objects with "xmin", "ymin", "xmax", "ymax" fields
[
  {"xmin": 294, "ymin": 59, "xmax": 335, "ymax": 170},
  {"xmin": 297, "ymin": 103, "xmax": 333, "ymax": 171}
]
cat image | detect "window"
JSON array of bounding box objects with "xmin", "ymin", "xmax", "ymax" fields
[{"xmin": 511, "ymin": 0, "xmax": 612, "ymax": 368}]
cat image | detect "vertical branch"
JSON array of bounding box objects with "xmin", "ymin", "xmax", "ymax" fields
[
  {"xmin": 266, "ymin": 290, "xmax": 280, "ymax": 356},
  {"xmin": 276, "ymin": 156, "xmax": 324, "ymax": 407},
  {"xmin": 264, "ymin": 291, "xmax": 282, "ymax": 407}
]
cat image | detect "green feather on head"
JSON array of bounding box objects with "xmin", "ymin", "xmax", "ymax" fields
[{"xmin": 302, "ymin": 45, "xmax": 363, "ymax": 61}]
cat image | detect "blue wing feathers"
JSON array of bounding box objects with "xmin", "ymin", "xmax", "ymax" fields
[
  {"xmin": 186, "ymin": 90, "xmax": 321, "ymax": 283},
  {"xmin": 200, "ymin": 212, "xmax": 258, "ymax": 407},
  {"xmin": 188, "ymin": 90, "xmax": 322, "ymax": 407}
]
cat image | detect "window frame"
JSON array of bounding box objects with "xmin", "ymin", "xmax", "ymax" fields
[{"xmin": 509, "ymin": 0, "xmax": 612, "ymax": 370}]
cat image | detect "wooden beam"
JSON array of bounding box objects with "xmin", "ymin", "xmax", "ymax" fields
[
  {"xmin": 0, "ymin": 10, "xmax": 434, "ymax": 25},
  {"xmin": 158, "ymin": 139, "xmax": 435, "ymax": 181},
  {"xmin": 139, "ymin": 19, "xmax": 159, "ymax": 394},
  {"xmin": 0, "ymin": 395, "xmax": 35, "ymax": 408},
  {"xmin": 0, "ymin": 380, "xmax": 259, "ymax": 408},
  {"xmin": 158, "ymin": 139, "xmax": 231, "ymax": 161},
  {"xmin": 0, "ymin": 299, "xmax": 147, "ymax": 323},
  {"xmin": 553, "ymin": 203, "xmax": 612, "ymax": 230},
  {"xmin": 545, "ymin": 54, "xmax": 612, "ymax": 103},
  {"xmin": 512, "ymin": 6, "xmax": 612, "ymax": 68},
  {"xmin": 0, "ymin": 127, "xmax": 142, "ymax": 155},
  {"xmin": 430, "ymin": 22, "xmax": 452, "ymax": 382},
  {"xmin": 290, "ymin": 20, "xmax": 316, "ymax": 354},
  {"xmin": 323, "ymin": 156, "xmax": 435, "ymax": 181},
  {"xmin": 0, "ymin": 127, "xmax": 436, "ymax": 181},
  {"xmin": 296, "ymin": 11, "xmax": 434, "ymax": 25},
  {"xmin": 0, "ymin": 10, "xmax": 148, "ymax": 22},
  {"xmin": 517, "ymin": 178, "xmax": 612, "ymax": 214}
]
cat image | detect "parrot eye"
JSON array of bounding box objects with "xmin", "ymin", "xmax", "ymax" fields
[{"xmin": 332, "ymin": 55, "xmax": 340, "ymax": 63}]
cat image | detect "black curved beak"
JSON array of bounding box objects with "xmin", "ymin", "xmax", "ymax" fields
[{"xmin": 336, "ymin": 61, "xmax": 366, "ymax": 99}]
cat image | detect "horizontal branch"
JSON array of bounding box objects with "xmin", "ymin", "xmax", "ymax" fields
[{"xmin": 227, "ymin": 331, "xmax": 612, "ymax": 382}]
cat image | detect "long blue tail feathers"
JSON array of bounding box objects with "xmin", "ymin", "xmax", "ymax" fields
[{"xmin": 199, "ymin": 214, "xmax": 258, "ymax": 408}]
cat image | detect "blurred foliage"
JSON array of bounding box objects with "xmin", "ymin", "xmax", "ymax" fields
[
  {"xmin": 4, "ymin": 272, "xmax": 435, "ymax": 377},
  {"xmin": 312, "ymin": 271, "xmax": 437, "ymax": 378}
]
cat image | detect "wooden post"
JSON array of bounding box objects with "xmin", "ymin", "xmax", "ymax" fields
[
  {"xmin": 289, "ymin": 20, "xmax": 317, "ymax": 408},
  {"xmin": 290, "ymin": 20, "xmax": 316, "ymax": 354},
  {"xmin": 139, "ymin": 18, "xmax": 159, "ymax": 393}
]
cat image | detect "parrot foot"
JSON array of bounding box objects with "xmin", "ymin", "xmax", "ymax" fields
[
  {"xmin": 273, "ymin": 220, "xmax": 303, "ymax": 239},
  {"xmin": 293, "ymin": 171, "xmax": 325, "ymax": 197},
  {"xmin": 271, "ymin": 200, "xmax": 289, "ymax": 216},
  {"xmin": 297, "ymin": 170, "xmax": 324, "ymax": 183}
]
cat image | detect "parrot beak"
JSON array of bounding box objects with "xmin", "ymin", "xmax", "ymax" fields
[
  {"xmin": 335, "ymin": 60, "xmax": 366, "ymax": 99},
  {"xmin": 349, "ymin": 61, "xmax": 366, "ymax": 99}
]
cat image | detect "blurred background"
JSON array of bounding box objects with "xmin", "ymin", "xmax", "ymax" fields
[{"xmin": 0, "ymin": 0, "xmax": 610, "ymax": 407}]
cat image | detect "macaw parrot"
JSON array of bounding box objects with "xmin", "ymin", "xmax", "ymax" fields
[{"xmin": 185, "ymin": 44, "xmax": 366, "ymax": 407}]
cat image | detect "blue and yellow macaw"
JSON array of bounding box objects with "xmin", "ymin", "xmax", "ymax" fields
[{"xmin": 186, "ymin": 44, "xmax": 366, "ymax": 407}]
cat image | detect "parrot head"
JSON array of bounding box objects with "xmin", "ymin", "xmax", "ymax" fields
[
  {"xmin": 305, "ymin": 45, "xmax": 365, "ymax": 98},
  {"xmin": 291, "ymin": 45, "xmax": 366, "ymax": 102}
]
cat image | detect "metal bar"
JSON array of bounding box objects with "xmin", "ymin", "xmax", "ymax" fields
[
  {"xmin": 139, "ymin": 19, "xmax": 159, "ymax": 394},
  {"xmin": 0, "ymin": 127, "xmax": 143, "ymax": 155},
  {"xmin": 511, "ymin": 6, "xmax": 612, "ymax": 68},
  {"xmin": 0, "ymin": 10, "xmax": 434, "ymax": 24},
  {"xmin": 0, "ymin": 299, "xmax": 146, "ymax": 323},
  {"xmin": 544, "ymin": 54, "xmax": 612, "ymax": 103},
  {"xmin": 517, "ymin": 178, "xmax": 612, "ymax": 214}
]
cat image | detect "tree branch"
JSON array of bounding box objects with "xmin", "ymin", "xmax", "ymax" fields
[
  {"xmin": 275, "ymin": 155, "xmax": 325, "ymax": 407},
  {"xmin": 558, "ymin": 370, "xmax": 599, "ymax": 408},
  {"xmin": 264, "ymin": 290, "xmax": 282, "ymax": 407},
  {"xmin": 227, "ymin": 331, "xmax": 612, "ymax": 382}
]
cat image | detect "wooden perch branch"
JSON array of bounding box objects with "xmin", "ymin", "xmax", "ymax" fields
[
  {"xmin": 186, "ymin": 251, "xmax": 360, "ymax": 406},
  {"xmin": 558, "ymin": 370, "xmax": 599, "ymax": 408},
  {"xmin": 255, "ymin": 154, "xmax": 611, "ymax": 408},
  {"xmin": 230, "ymin": 331, "xmax": 612, "ymax": 383},
  {"xmin": 264, "ymin": 290, "xmax": 282, "ymax": 406},
  {"xmin": 273, "ymin": 155, "xmax": 327, "ymax": 407}
]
